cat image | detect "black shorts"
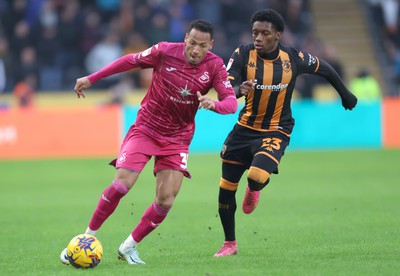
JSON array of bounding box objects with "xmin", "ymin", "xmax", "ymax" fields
[{"xmin": 220, "ymin": 124, "xmax": 290, "ymax": 174}]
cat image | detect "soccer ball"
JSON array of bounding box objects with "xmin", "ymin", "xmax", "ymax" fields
[{"xmin": 66, "ymin": 234, "xmax": 103, "ymax": 268}]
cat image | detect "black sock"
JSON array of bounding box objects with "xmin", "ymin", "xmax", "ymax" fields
[
  {"xmin": 218, "ymin": 187, "xmax": 237, "ymax": 241},
  {"xmin": 248, "ymin": 178, "xmax": 270, "ymax": 191}
]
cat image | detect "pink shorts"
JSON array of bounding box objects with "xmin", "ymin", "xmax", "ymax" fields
[{"xmin": 110, "ymin": 126, "xmax": 192, "ymax": 178}]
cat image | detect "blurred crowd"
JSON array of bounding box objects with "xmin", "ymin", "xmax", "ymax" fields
[
  {"xmin": 0, "ymin": 0, "xmax": 315, "ymax": 100},
  {"xmin": 367, "ymin": 0, "xmax": 400, "ymax": 96}
]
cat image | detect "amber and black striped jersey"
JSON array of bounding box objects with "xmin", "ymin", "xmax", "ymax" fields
[{"xmin": 226, "ymin": 43, "xmax": 323, "ymax": 136}]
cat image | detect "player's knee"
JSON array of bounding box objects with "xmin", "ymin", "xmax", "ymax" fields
[
  {"xmin": 219, "ymin": 177, "xmax": 238, "ymax": 192},
  {"xmin": 115, "ymin": 168, "xmax": 138, "ymax": 190},
  {"xmin": 155, "ymin": 195, "xmax": 174, "ymax": 210},
  {"xmin": 248, "ymin": 166, "xmax": 270, "ymax": 185}
]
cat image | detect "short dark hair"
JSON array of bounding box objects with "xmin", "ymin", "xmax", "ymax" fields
[
  {"xmin": 188, "ymin": 20, "xmax": 214, "ymax": 39},
  {"xmin": 251, "ymin": 9, "xmax": 285, "ymax": 33}
]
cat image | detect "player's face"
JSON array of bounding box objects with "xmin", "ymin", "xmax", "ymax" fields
[
  {"xmin": 184, "ymin": 29, "xmax": 213, "ymax": 65},
  {"xmin": 252, "ymin": 21, "xmax": 281, "ymax": 54}
]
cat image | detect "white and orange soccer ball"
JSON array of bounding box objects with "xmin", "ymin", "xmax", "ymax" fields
[{"xmin": 66, "ymin": 234, "xmax": 103, "ymax": 268}]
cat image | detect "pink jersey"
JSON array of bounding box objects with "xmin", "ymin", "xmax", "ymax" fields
[{"xmin": 89, "ymin": 42, "xmax": 236, "ymax": 145}]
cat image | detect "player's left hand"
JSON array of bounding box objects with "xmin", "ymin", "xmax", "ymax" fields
[
  {"xmin": 342, "ymin": 92, "xmax": 357, "ymax": 110},
  {"xmin": 197, "ymin": 91, "xmax": 215, "ymax": 110}
]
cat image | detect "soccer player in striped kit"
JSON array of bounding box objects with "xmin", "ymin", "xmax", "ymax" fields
[
  {"xmin": 60, "ymin": 20, "xmax": 237, "ymax": 265},
  {"xmin": 214, "ymin": 9, "xmax": 357, "ymax": 257}
]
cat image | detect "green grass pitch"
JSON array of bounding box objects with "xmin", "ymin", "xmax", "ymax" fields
[{"xmin": 1, "ymin": 149, "xmax": 399, "ymax": 275}]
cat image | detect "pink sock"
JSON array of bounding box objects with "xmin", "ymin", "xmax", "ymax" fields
[
  {"xmin": 131, "ymin": 201, "xmax": 170, "ymax": 242},
  {"xmin": 88, "ymin": 179, "xmax": 128, "ymax": 230}
]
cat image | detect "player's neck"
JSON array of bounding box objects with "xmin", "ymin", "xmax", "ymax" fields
[{"xmin": 257, "ymin": 45, "xmax": 279, "ymax": 60}]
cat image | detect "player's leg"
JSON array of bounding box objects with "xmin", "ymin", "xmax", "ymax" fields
[
  {"xmin": 118, "ymin": 170, "xmax": 183, "ymax": 264},
  {"xmin": 214, "ymin": 161, "xmax": 246, "ymax": 257},
  {"xmin": 88, "ymin": 128, "xmax": 153, "ymax": 235},
  {"xmin": 135, "ymin": 169, "xmax": 183, "ymax": 241},
  {"xmin": 119, "ymin": 152, "xmax": 187, "ymax": 264},
  {"xmin": 242, "ymin": 156, "xmax": 271, "ymax": 214},
  {"xmin": 61, "ymin": 163, "xmax": 144, "ymax": 265},
  {"xmin": 87, "ymin": 168, "xmax": 140, "ymax": 234},
  {"xmin": 243, "ymin": 134, "xmax": 289, "ymax": 214}
]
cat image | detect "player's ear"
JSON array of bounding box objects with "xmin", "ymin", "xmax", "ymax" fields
[
  {"xmin": 275, "ymin": 32, "xmax": 282, "ymax": 41},
  {"xmin": 209, "ymin": 39, "xmax": 214, "ymax": 50}
]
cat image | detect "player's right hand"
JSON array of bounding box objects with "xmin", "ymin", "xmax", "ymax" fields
[
  {"xmin": 74, "ymin": 77, "xmax": 91, "ymax": 98},
  {"xmin": 240, "ymin": 79, "xmax": 257, "ymax": 96}
]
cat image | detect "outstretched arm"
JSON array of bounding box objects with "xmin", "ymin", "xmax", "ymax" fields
[
  {"xmin": 73, "ymin": 54, "xmax": 137, "ymax": 98},
  {"xmin": 316, "ymin": 59, "xmax": 358, "ymax": 110}
]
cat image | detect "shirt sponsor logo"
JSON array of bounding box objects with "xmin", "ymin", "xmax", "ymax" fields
[
  {"xmin": 256, "ymin": 83, "xmax": 288, "ymax": 91},
  {"xmin": 169, "ymin": 96, "xmax": 194, "ymax": 105}
]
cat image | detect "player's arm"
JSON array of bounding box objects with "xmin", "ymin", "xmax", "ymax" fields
[
  {"xmin": 74, "ymin": 44, "xmax": 162, "ymax": 98},
  {"xmin": 198, "ymin": 85, "xmax": 237, "ymax": 114},
  {"xmin": 294, "ymin": 48, "xmax": 357, "ymax": 110},
  {"xmin": 206, "ymin": 59, "xmax": 238, "ymax": 114},
  {"xmin": 315, "ymin": 59, "xmax": 357, "ymax": 110},
  {"xmin": 226, "ymin": 47, "xmax": 248, "ymax": 99},
  {"xmin": 198, "ymin": 58, "xmax": 238, "ymax": 114},
  {"xmin": 73, "ymin": 54, "xmax": 136, "ymax": 98}
]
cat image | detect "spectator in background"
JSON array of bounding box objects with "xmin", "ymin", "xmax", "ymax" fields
[
  {"xmin": 168, "ymin": 0, "xmax": 194, "ymax": 42},
  {"xmin": 146, "ymin": 11, "xmax": 170, "ymax": 45},
  {"xmin": 0, "ymin": 36, "xmax": 12, "ymax": 92},
  {"xmin": 118, "ymin": 0, "xmax": 134, "ymax": 37},
  {"xmin": 79, "ymin": 9, "xmax": 103, "ymax": 58},
  {"xmin": 349, "ymin": 68, "xmax": 381, "ymax": 101},
  {"xmin": 122, "ymin": 32, "xmax": 151, "ymax": 88},
  {"xmin": 13, "ymin": 46, "xmax": 39, "ymax": 86},
  {"xmin": 13, "ymin": 73, "xmax": 36, "ymax": 108},
  {"xmin": 96, "ymin": 0, "xmax": 120, "ymax": 22},
  {"xmin": 1, "ymin": 0, "xmax": 317, "ymax": 92},
  {"xmin": 10, "ymin": 21, "xmax": 32, "ymax": 61},
  {"xmin": 57, "ymin": 0, "xmax": 82, "ymax": 89},
  {"xmin": 284, "ymin": 0, "xmax": 312, "ymax": 47}
]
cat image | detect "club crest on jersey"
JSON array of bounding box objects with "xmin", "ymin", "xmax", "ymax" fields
[
  {"xmin": 117, "ymin": 152, "xmax": 126, "ymax": 163},
  {"xmin": 198, "ymin": 72, "xmax": 210, "ymax": 83},
  {"xmin": 282, "ymin": 60, "xmax": 291, "ymax": 72}
]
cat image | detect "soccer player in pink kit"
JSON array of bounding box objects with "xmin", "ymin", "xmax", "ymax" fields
[{"xmin": 60, "ymin": 20, "xmax": 237, "ymax": 265}]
